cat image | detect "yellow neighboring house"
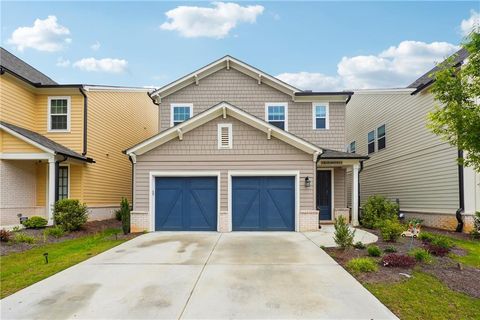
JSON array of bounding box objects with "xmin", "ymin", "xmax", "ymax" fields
[{"xmin": 0, "ymin": 47, "xmax": 158, "ymax": 226}]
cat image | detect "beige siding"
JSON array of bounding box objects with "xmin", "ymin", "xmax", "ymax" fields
[
  {"xmin": 135, "ymin": 116, "xmax": 315, "ymax": 213},
  {"xmin": 334, "ymin": 167, "xmax": 346, "ymax": 208},
  {"xmin": 346, "ymin": 91, "xmax": 459, "ymax": 214},
  {"xmin": 82, "ymin": 91, "xmax": 158, "ymax": 206},
  {"xmin": 159, "ymin": 68, "xmax": 345, "ymax": 150},
  {"xmin": 0, "ymin": 75, "xmax": 37, "ymax": 130}
]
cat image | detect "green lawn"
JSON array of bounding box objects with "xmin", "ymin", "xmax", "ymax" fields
[
  {"xmin": 366, "ymin": 272, "xmax": 480, "ymax": 320},
  {"xmin": 450, "ymin": 238, "xmax": 480, "ymax": 268},
  {"xmin": 0, "ymin": 229, "xmax": 128, "ymax": 298}
]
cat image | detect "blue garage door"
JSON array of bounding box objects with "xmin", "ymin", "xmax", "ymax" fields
[
  {"xmin": 232, "ymin": 176, "xmax": 295, "ymax": 231},
  {"xmin": 155, "ymin": 177, "xmax": 217, "ymax": 231}
]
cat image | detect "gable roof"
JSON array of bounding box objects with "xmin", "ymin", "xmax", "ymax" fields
[
  {"xmin": 125, "ymin": 101, "xmax": 322, "ymax": 156},
  {"xmin": 149, "ymin": 55, "xmax": 301, "ymax": 100},
  {"xmin": 0, "ymin": 47, "xmax": 57, "ymax": 85},
  {"xmin": 408, "ymin": 47, "xmax": 469, "ymax": 95},
  {"xmin": 0, "ymin": 121, "xmax": 94, "ymax": 162}
]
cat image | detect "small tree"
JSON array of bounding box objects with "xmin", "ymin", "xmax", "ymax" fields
[
  {"xmin": 119, "ymin": 197, "xmax": 131, "ymax": 235},
  {"xmin": 333, "ymin": 216, "xmax": 355, "ymax": 249},
  {"xmin": 428, "ymin": 32, "xmax": 480, "ymax": 172}
]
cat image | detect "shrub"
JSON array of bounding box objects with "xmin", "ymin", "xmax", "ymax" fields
[
  {"xmin": 409, "ymin": 248, "xmax": 433, "ymax": 263},
  {"xmin": 12, "ymin": 233, "xmax": 36, "ymax": 244},
  {"xmin": 44, "ymin": 226, "xmax": 66, "ymax": 238},
  {"xmin": 333, "ymin": 216, "xmax": 355, "ymax": 249},
  {"xmin": 471, "ymin": 211, "xmax": 480, "ymax": 239},
  {"xmin": 346, "ymin": 258, "xmax": 378, "ymax": 274},
  {"xmin": 424, "ymin": 243, "xmax": 450, "ymax": 257},
  {"xmin": 430, "ymin": 235, "xmax": 454, "ymax": 249},
  {"xmin": 367, "ymin": 245, "xmax": 382, "ymax": 257},
  {"xmin": 0, "ymin": 229, "xmax": 12, "ymax": 242},
  {"xmin": 119, "ymin": 197, "xmax": 131, "ymax": 235},
  {"xmin": 384, "ymin": 245, "xmax": 397, "ymax": 253},
  {"xmin": 22, "ymin": 216, "xmax": 48, "ymax": 229},
  {"xmin": 353, "ymin": 241, "xmax": 366, "ymax": 249},
  {"xmin": 361, "ymin": 195, "xmax": 399, "ymax": 228},
  {"xmin": 382, "ymin": 254, "xmax": 416, "ymax": 268},
  {"xmin": 379, "ymin": 219, "xmax": 404, "ymax": 242},
  {"xmin": 114, "ymin": 209, "xmax": 122, "ymax": 221},
  {"xmin": 54, "ymin": 199, "xmax": 88, "ymax": 231},
  {"xmin": 418, "ymin": 232, "xmax": 436, "ymax": 242}
]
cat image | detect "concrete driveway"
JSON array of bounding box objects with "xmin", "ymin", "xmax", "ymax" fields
[{"xmin": 1, "ymin": 232, "xmax": 397, "ymax": 319}]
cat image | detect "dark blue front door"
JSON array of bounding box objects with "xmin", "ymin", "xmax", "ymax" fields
[
  {"xmin": 155, "ymin": 177, "xmax": 217, "ymax": 231},
  {"xmin": 232, "ymin": 176, "xmax": 295, "ymax": 231},
  {"xmin": 317, "ymin": 170, "xmax": 332, "ymax": 220}
]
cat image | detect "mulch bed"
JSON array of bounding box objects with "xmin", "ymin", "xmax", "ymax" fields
[
  {"xmin": 0, "ymin": 219, "xmax": 137, "ymax": 256},
  {"xmin": 325, "ymin": 227, "xmax": 480, "ymax": 298}
]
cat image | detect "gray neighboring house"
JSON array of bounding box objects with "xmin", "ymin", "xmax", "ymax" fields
[
  {"xmin": 125, "ymin": 56, "xmax": 367, "ymax": 232},
  {"xmin": 346, "ymin": 48, "xmax": 479, "ymax": 232}
]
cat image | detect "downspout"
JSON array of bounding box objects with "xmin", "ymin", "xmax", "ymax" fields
[
  {"xmin": 79, "ymin": 87, "xmax": 88, "ymax": 156},
  {"xmin": 456, "ymin": 149, "xmax": 465, "ymax": 232},
  {"xmin": 54, "ymin": 155, "xmax": 68, "ymax": 202}
]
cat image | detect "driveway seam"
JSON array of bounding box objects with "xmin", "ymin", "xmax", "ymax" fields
[{"xmin": 178, "ymin": 233, "xmax": 222, "ymax": 320}]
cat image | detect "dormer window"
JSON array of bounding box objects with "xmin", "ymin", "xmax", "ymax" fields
[
  {"xmin": 48, "ymin": 97, "xmax": 70, "ymax": 132},
  {"xmin": 313, "ymin": 103, "xmax": 329, "ymax": 130},
  {"xmin": 171, "ymin": 104, "xmax": 192, "ymax": 126},
  {"xmin": 265, "ymin": 103, "xmax": 288, "ymax": 130}
]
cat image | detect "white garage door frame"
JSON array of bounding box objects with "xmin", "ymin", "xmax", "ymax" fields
[
  {"xmin": 149, "ymin": 171, "xmax": 221, "ymax": 232},
  {"xmin": 227, "ymin": 170, "xmax": 300, "ymax": 232}
]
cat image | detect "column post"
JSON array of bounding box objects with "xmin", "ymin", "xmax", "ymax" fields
[
  {"xmin": 47, "ymin": 157, "xmax": 56, "ymax": 226},
  {"xmin": 351, "ymin": 163, "xmax": 360, "ymax": 226}
]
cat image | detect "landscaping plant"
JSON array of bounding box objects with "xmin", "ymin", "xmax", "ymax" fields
[
  {"xmin": 379, "ymin": 219, "xmax": 404, "ymax": 242},
  {"xmin": 409, "ymin": 248, "xmax": 433, "ymax": 263},
  {"xmin": 367, "ymin": 245, "xmax": 382, "ymax": 257},
  {"xmin": 346, "ymin": 257, "xmax": 378, "ymax": 274},
  {"xmin": 119, "ymin": 197, "xmax": 131, "ymax": 235},
  {"xmin": 470, "ymin": 211, "xmax": 480, "ymax": 239},
  {"xmin": 53, "ymin": 199, "xmax": 88, "ymax": 231},
  {"xmin": 361, "ymin": 195, "xmax": 399, "ymax": 228},
  {"xmin": 22, "ymin": 216, "xmax": 48, "ymax": 229},
  {"xmin": 0, "ymin": 229, "xmax": 12, "ymax": 242},
  {"xmin": 12, "ymin": 233, "xmax": 36, "ymax": 244},
  {"xmin": 43, "ymin": 226, "xmax": 66, "ymax": 238},
  {"xmin": 384, "ymin": 245, "xmax": 397, "ymax": 253},
  {"xmin": 382, "ymin": 254, "xmax": 416, "ymax": 268},
  {"xmin": 333, "ymin": 215, "xmax": 355, "ymax": 249},
  {"xmin": 353, "ymin": 241, "xmax": 366, "ymax": 249},
  {"xmin": 418, "ymin": 231, "xmax": 436, "ymax": 242},
  {"xmin": 423, "ymin": 243, "xmax": 450, "ymax": 257}
]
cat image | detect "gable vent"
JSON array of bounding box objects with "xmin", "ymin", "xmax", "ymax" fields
[{"xmin": 218, "ymin": 124, "xmax": 232, "ymax": 149}]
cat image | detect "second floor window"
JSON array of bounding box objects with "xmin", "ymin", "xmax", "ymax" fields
[
  {"xmin": 349, "ymin": 141, "xmax": 356, "ymax": 153},
  {"xmin": 313, "ymin": 103, "xmax": 329, "ymax": 129},
  {"xmin": 266, "ymin": 103, "xmax": 287, "ymax": 130},
  {"xmin": 368, "ymin": 130, "xmax": 375, "ymax": 154},
  {"xmin": 48, "ymin": 97, "xmax": 70, "ymax": 131},
  {"xmin": 171, "ymin": 104, "xmax": 192, "ymax": 126},
  {"xmin": 377, "ymin": 124, "xmax": 386, "ymax": 150}
]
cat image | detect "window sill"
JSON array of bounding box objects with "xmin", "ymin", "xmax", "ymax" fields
[{"xmin": 47, "ymin": 129, "xmax": 70, "ymax": 133}]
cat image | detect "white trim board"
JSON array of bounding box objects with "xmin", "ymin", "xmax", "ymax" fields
[
  {"xmin": 148, "ymin": 171, "xmax": 221, "ymax": 232},
  {"xmin": 227, "ymin": 170, "xmax": 300, "ymax": 232}
]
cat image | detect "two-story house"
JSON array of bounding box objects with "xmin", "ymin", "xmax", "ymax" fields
[
  {"xmin": 0, "ymin": 48, "xmax": 158, "ymax": 226},
  {"xmin": 125, "ymin": 56, "xmax": 367, "ymax": 232},
  {"xmin": 346, "ymin": 48, "xmax": 479, "ymax": 232}
]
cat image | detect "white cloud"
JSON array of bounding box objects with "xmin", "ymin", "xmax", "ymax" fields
[
  {"xmin": 73, "ymin": 58, "xmax": 128, "ymax": 73},
  {"xmin": 7, "ymin": 16, "xmax": 71, "ymax": 52},
  {"xmin": 56, "ymin": 57, "xmax": 70, "ymax": 67},
  {"xmin": 460, "ymin": 10, "xmax": 480, "ymax": 36},
  {"xmin": 276, "ymin": 41, "xmax": 459, "ymax": 91},
  {"xmin": 90, "ymin": 41, "xmax": 101, "ymax": 51},
  {"xmin": 160, "ymin": 2, "xmax": 264, "ymax": 38}
]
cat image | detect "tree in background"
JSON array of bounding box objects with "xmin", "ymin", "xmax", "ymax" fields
[{"xmin": 428, "ymin": 31, "xmax": 480, "ymax": 172}]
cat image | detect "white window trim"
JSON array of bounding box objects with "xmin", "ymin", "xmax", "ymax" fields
[
  {"xmin": 58, "ymin": 164, "xmax": 70, "ymax": 199},
  {"xmin": 312, "ymin": 102, "xmax": 329, "ymax": 130},
  {"xmin": 265, "ymin": 102, "xmax": 288, "ymax": 131},
  {"xmin": 47, "ymin": 96, "xmax": 71, "ymax": 132},
  {"xmin": 170, "ymin": 103, "xmax": 193, "ymax": 127},
  {"xmin": 217, "ymin": 123, "xmax": 233, "ymax": 149}
]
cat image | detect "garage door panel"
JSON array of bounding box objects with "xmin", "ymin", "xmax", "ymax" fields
[
  {"xmin": 155, "ymin": 177, "xmax": 217, "ymax": 231},
  {"xmin": 232, "ymin": 176, "xmax": 295, "ymax": 231}
]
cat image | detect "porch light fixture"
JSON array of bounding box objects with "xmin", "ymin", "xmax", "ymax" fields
[{"xmin": 304, "ymin": 176, "xmax": 311, "ymax": 187}]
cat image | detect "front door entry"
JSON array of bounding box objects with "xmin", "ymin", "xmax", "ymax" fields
[{"xmin": 317, "ymin": 170, "xmax": 332, "ymax": 220}]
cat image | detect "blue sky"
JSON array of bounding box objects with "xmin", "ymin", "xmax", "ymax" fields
[{"xmin": 1, "ymin": 1, "xmax": 479, "ymax": 90}]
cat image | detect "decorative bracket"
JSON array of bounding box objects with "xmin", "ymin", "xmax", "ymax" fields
[
  {"xmin": 194, "ymin": 74, "xmax": 199, "ymax": 85},
  {"xmin": 258, "ymin": 74, "xmax": 262, "ymax": 85},
  {"xmin": 267, "ymin": 128, "xmax": 272, "ymax": 140},
  {"xmin": 222, "ymin": 106, "xmax": 227, "ymax": 118},
  {"xmin": 177, "ymin": 129, "xmax": 183, "ymax": 141}
]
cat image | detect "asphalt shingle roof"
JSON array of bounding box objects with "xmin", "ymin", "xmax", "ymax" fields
[
  {"xmin": 1, "ymin": 121, "xmax": 93, "ymax": 162},
  {"xmin": 320, "ymin": 149, "xmax": 369, "ymax": 160},
  {"xmin": 0, "ymin": 47, "xmax": 57, "ymax": 85}
]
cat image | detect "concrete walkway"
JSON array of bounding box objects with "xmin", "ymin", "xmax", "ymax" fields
[
  {"xmin": 305, "ymin": 225, "xmax": 378, "ymax": 248},
  {"xmin": 1, "ymin": 232, "xmax": 396, "ymax": 319}
]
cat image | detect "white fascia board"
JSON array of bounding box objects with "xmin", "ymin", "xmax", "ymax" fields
[
  {"xmin": 83, "ymin": 86, "xmax": 152, "ymax": 92},
  {"xmin": 0, "ymin": 125, "xmax": 54, "ymax": 154},
  {"xmin": 126, "ymin": 102, "xmax": 321, "ymax": 156},
  {"xmin": 353, "ymin": 88, "xmax": 415, "ymax": 95}
]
